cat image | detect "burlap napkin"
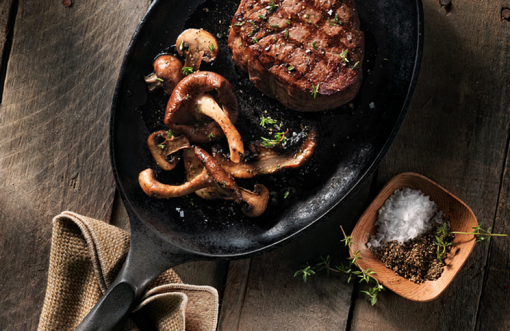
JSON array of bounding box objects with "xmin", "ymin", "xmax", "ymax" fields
[{"xmin": 37, "ymin": 211, "xmax": 219, "ymax": 331}]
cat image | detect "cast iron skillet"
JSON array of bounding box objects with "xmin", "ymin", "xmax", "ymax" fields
[{"xmin": 76, "ymin": 0, "xmax": 423, "ymax": 329}]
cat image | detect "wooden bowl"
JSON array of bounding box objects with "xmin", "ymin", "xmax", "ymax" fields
[{"xmin": 350, "ymin": 172, "xmax": 478, "ymax": 302}]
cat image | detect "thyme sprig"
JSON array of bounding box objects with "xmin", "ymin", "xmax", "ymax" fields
[
  {"xmin": 261, "ymin": 130, "xmax": 288, "ymax": 148},
  {"xmin": 260, "ymin": 116, "xmax": 277, "ymax": 127},
  {"xmin": 452, "ymin": 223, "xmax": 507, "ymax": 243},
  {"xmin": 182, "ymin": 66, "xmax": 194, "ymax": 76},
  {"xmin": 311, "ymin": 83, "xmax": 320, "ymax": 98},
  {"xmin": 435, "ymin": 223, "xmax": 507, "ymax": 262},
  {"xmin": 294, "ymin": 226, "xmax": 385, "ymax": 306},
  {"xmin": 266, "ymin": 1, "xmax": 278, "ymax": 13}
]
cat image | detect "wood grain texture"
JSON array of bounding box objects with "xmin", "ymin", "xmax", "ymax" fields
[
  {"xmin": 476, "ymin": 139, "xmax": 510, "ymax": 330},
  {"xmin": 350, "ymin": 0, "xmax": 510, "ymax": 330},
  {"xmin": 217, "ymin": 181, "xmax": 373, "ymax": 331},
  {"xmin": 0, "ymin": 1, "xmax": 148, "ymax": 329}
]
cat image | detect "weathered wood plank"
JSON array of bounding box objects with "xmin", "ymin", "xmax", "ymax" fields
[
  {"xmin": 476, "ymin": 123, "xmax": 510, "ymax": 328},
  {"xmin": 0, "ymin": 0, "xmax": 15, "ymax": 99},
  {"xmin": 349, "ymin": 0, "xmax": 510, "ymax": 330},
  {"xmin": 0, "ymin": 1, "xmax": 148, "ymax": 329},
  {"xmin": 218, "ymin": 181, "xmax": 372, "ymax": 330}
]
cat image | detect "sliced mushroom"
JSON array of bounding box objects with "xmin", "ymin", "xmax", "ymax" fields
[
  {"xmin": 183, "ymin": 148, "xmax": 229, "ymax": 200},
  {"xmin": 184, "ymin": 148, "xmax": 269, "ymax": 216},
  {"xmin": 176, "ymin": 29, "xmax": 219, "ymax": 71},
  {"xmin": 138, "ymin": 167, "xmax": 213, "ymax": 199},
  {"xmin": 240, "ymin": 184, "xmax": 269, "ymax": 218},
  {"xmin": 165, "ymin": 71, "xmax": 244, "ymax": 163},
  {"xmin": 144, "ymin": 55, "xmax": 185, "ymax": 94},
  {"xmin": 212, "ymin": 127, "xmax": 318, "ymax": 178},
  {"xmin": 147, "ymin": 130, "xmax": 190, "ymax": 171},
  {"xmin": 193, "ymin": 145, "xmax": 242, "ymax": 203}
]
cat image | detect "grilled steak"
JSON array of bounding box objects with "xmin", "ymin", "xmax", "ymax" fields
[{"xmin": 228, "ymin": 0, "xmax": 364, "ymax": 111}]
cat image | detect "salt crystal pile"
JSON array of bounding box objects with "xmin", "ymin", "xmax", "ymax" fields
[{"xmin": 367, "ymin": 188, "xmax": 443, "ymax": 249}]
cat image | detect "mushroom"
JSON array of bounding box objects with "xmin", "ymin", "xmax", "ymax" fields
[
  {"xmin": 144, "ymin": 55, "xmax": 185, "ymax": 94},
  {"xmin": 176, "ymin": 29, "xmax": 219, "ymax": 71},
  {"xmin": 147, "ymin": 130, "xmax": 190, "ymax": 171},
  {"xmin": 138, "ymin": 167, "xmax": 213, "ymax": 199},
  {"xmin": 212, "ymin": 127, "xmax": 318, "ymax": 178},
  {"xmin": 165, "ymin": 71, "xmax": 244, "ymax": 163},
  {"xmin": 193, "ymin": 145, "xmax": 242, "ymax": 203},
  {"xmin": 139, "ymin": 147, "xmax": 269, "ymax": 217},
  {"xmin": 239, "ymin": 184, "xmax": 269, "ymax": 218},
  {"xmin": 186, "ymin": 147, "xmax": 269, "ymax": 217}
]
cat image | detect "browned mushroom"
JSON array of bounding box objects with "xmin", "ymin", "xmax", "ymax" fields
[
  {"xmin": 147, "ymin": 130, "xmax": 190, "ymax": 171},
  {"xmin": 193, "ymin": 145, "xmax": 242, "ymax": 203},
  {"xmin": 144, "ymin": 55, "xmax": 185, "ymax": 94},
  {"xmin": 138, "ymin": 167, "xmax": 213, "ymax": 199},
  {"xmin": 212, "ymin": 127, "xmax": 318, "ymax": 178},
  {"xmin": 184, "ymin": 148, "xmax": 269, "ymax": 217},
  {"xmin": 140, "ymin": 147, "xmax": 269, "ymax": 216},
  {"xmin": 239, "ymin": 184, "xmax": 269, "ymax": 218},
  {"xmin": 176, "ymin": 29, "xmax": 219, "ymax": 71},
  {"xmin": 165, "ymin": 71, "xmax": 244, "ymax": 163}
]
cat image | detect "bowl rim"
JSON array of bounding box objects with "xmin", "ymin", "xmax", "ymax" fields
[{"xmin": 350, "ymin": 172, "xmax": 478, "ymax": 302}]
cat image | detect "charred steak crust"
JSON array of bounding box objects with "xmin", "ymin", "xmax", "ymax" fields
[{"xmin": 228, "ymin": 0, "xmax": 364, "ymax": 111}]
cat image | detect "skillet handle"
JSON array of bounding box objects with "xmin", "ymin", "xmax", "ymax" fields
[{"xmin": 75, "ymin": 220, "xmax": 190, "ymax": 331}]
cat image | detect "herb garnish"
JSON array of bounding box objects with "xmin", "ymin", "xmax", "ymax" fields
[
  {"xmin": 311, "ymin": 83, "xmax": 319, "ymax": 98},
  {"xmin": 155, "ymin": 77, "xmax": 164, "ymax": 82},
  {"xmin": 288, "ymin": 66, "xmax": 295, "ymax": 72},
  {"xmin": 258, "ymin": 14, "xmax": 267, "ymax": 20},
  {"xmin": 157, "ymin": 144, "xmax": 165, "ymax": 149},
  {"xmin": 352, "ymin": 61, "xmax": 360, "ymax": 69},
  {"xmin": 284, "ymin": 28, "xmax": 289, "ymax": 39},
  {"xmin": 208, "ymin": 133, "xmax": 215, "ymax": 140},
  {"xmin": 166, "ymin": 129, "xmax": 173, "ymax": 138},
  {"xmin": 261, "ymin": 131, "xmax": 288, "ymax": 148},
  {"xmin": 260, "ymin": 116, "xmax": 277, "ymax": 127},
  {"xmin": 248, "ymin": 21, "xmax": 260, "ymax": 37},
  {"xmin": 435, "ymin": 223, "xmax": 507, "ymax": 262},
  {"xmin": 340, "ymin": 49, "xmax": 349, "ymax": 63},
  {"xmin": 208, "ymin": 43, "xmax": 215, "ymax": 51},
  {"xmin": 234, "ymin": 21, "xmax": 245, "ymax": 26},
  {"xmin": 252, "ymin": 37, "xmax": 260, "ymax": 44},
  {"xmin": 312, "ymin": 41, "xmax": 317, "ymax": 49},
  {"xmin": 182, "ymin": 66, "xmax": 194, "ymax": 76},
  {"xmin": 328, "ymin": 15, "xmax": 342, "ymax": 26},
  {"xmin": 294, "ymin": 226, "xmax": 385, "ymax": 306},
  {"xmin": 270, "ymin": 24, "xmax": 280, "ymax": 28},
  {"xmin": 267, "ymin": 1, "xmax": 278, "ymax": 13},
  {"xmin": 179, "ymin": 41, "xmax": 184, "ymax": 51}
]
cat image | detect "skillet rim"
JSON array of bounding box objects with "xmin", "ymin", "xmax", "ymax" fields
[{"xmin": 109, "ymin": 0, "xmax": 425, "ymax": 259}]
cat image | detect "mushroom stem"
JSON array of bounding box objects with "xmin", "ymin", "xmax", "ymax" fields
[
  {"xmin": 144, "ymin": 73, "xmax": 163, "ymax": 92},
  {"xmin": 139, "ymin": 168, "xmax": 212, "ymax": 198},
  {"xmin": 195, "ymin": 93, "xmax": 244, "ymax": 163},
  {"xmin": 213, "ymin": 127, "xmax": 318, "ymax": 178},
  {"xmin": 193, "ymin": 145, "xmax": 243, "ymax": 203},
  {"xmin": 240, "ymin": 184, "xmax": 269, "ymax": 217},
  {"xmin": 147, "ymin": 131, "xmax": 190, "ymax": 171}
]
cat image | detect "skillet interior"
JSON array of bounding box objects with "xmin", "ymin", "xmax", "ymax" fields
[{"xmin": 111, "ymin": 0, "xmax": 423, "ymax": 257}]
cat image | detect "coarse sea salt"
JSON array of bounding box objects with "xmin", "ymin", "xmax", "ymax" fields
[{"xmin": 367, "ymin": 188, "xmax": 443, "ymax": 249}]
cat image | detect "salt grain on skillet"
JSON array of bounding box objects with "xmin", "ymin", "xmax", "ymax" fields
[{"xmin": 367, "ymin": 188, "xmax": 443, "ymax": 249}]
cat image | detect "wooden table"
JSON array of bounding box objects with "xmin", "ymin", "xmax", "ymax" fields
[{"xmin": 0, "ymin": 0, "xmax": 509, "ymax": 330}]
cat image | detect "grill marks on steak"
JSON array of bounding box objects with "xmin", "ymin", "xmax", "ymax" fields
[{"xmin": 228, "ymin": 0, "xmax": 364, "ymax": 111}]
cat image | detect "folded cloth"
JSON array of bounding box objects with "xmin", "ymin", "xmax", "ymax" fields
[{"xmin": 37, "ymin": 211, "xmax": 219, "ymax": 331}]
